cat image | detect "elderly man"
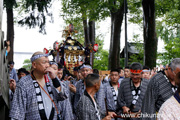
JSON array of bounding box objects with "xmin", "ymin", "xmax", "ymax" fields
[
  {"xmin": 76, "ymin": 73, "xmax": 116, "ymax": 120},
  {"xmin": 74, "ymin": 64, "xmax": 106, "ymax": 115},
  {"xmin": 158, "ymin": 72, "xmax": 180, "ymax": 119},
  {"xmin": 141, "ymin": 58, "xmax": 180, "ymax": 120},
  {"xmin": 117, "ymin": 62, "xmax": 149, "ymax": 119},
  {"xmin": 9, "ymin": 51, "xmax": 68, "ymax": 120}
]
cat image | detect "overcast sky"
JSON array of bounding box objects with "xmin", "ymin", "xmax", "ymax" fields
[{"xmin": 2, "ymin": 0, "xmax": 165, "ymax": 69}]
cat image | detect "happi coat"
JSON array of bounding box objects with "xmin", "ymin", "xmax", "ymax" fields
[
  {"xmin": 74, "ymin": 79, "xmax": 106, "ymax": 113},
  {"xmin": 104, "ymin": 81, "xmax": 120, "ymax": 112},
  {"xmin": 117, "ymin": 78, "xmax": 149, "ymax": 113},
  {"xmin": 76, "ymin": 90, "xmax": 105, "ymax": 120},
  {"xmin": 9, "ymin": 74, "xmax": 68, "ymax": 120},
  {"xmin": 141, "ymin": 71, "xmax": 176, "ymax": 120}
]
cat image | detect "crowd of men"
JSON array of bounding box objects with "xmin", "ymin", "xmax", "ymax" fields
[{"xmin": 8, "ymin": 51, "xmax": 180, "ymax": 120}]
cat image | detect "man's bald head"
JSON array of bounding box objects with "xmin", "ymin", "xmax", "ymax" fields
[{"xmin": 31, "ymin": 51, "xmax": 45, "ymax": 63}]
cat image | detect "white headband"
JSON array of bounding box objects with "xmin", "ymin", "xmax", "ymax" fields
[
  {"xmin": 30, "ymin": 54, "xmax": 49, "ymax": 62},
  {"xmin": 142, "ymin": 70, "xmax": 150, "ymax": 72},
  {"xmin": 49, "ymin": 61, "xmax": 58, "ymax": 67},
  {"xmin": 80, "ymin": 64, "xmax": 92, "ymax": 70}
]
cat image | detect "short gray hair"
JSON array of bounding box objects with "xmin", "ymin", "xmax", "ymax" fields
[
  {"xmin": 169, "ymin": 58, "xmax": 180, "ymax": 71},
  {"xmin": 85, "ymin": 74, "xmax": 100, "ymax": 88}
]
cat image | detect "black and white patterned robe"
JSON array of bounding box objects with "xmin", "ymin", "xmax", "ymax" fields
[
  {"xmin": 76, "ymin": 90, "xmax": 105, "ymax": 120},
  {"xmin": 9, "ymin": 74, "xmax": 68, "ymax": 120},
  {"xmin": 141, "ymin": 71, "xmax": 175, "ymax": 120}
]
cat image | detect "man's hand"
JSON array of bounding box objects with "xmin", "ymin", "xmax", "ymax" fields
[
  {"xmin": 45, "ymin": 67, "xmax": 56, "ymax": 79},
  {"xmin": 108, "ymin": 111, "xmax": 117, "ymax": 118},
  {"xmin": 64, "ymin": 76, "xmax": 72, "ymax": 81},
  {"xmin": 69, "ymin": 84, "xmax": 76, "ymax": 93},
  {"xmin": 102, "ymin": 115, "xmax": 112, "ymax": 120},
  {"xmin": 122, "ymin": 106, "xmax": 130, "ymax": 114},
  {"xmin": 9, "ymin": 79, "xmax": 16, "ymax": 93}
]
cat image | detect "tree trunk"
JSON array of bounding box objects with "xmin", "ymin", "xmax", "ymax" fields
[
  {"xmin": 108, "ymin": 4, "xmax": 124, "ymax": 70},
  {"xmin": 83, "ymin": 19, "xmax": 90, "ymax": 46},
  {"xmin": 142, "ymin": 0, "xmax": 157, "ymax": 69},
  {"xmin": 6, "ymin": 8, "xmax": 14, "ymax": 62},
  {"xmin": 89, "ymin": 20, "xmax": 95, "ymax": 67}
]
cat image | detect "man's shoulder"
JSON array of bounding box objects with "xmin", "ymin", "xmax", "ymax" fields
[
  {"xmin": 76, "ymin": 79, "xmax": 83, "ymax": 86},
  {"xmin": 16, "ymin": 74, "xmax": 34, "ymax": 92},
  {"xmin": 149, "ymin": 72, "xmax": 165, "ymax": 84},
  {"xmin": 120, "ymin": 78, "xmax": 130, "ymax": 84},
  {"xmin": 77, "ymin": 94, "xmax": 90, "ymax": 106},
  {"xmin": 142, "ymin": 78, "xmax": 149, "ymax": 84},
  {"xmin": 18, "ymin": 74, "xmax": 32, "ymax": 84}
]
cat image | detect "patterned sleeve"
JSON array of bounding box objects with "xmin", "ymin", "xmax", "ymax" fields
[
  {"xmin": 76, "ymin": 97, "xmax": 90, "ymax": 120},
  {"xmin": 50, "ymin": 77, "xmax": 68, "ymax": 101},
  {"xmin": 104, "ymin": 83, "xmax": 114, "ymax": 111},
  {"xmin": 141, "ymin": 76, "xmax": 159, "ymax": 120},
  {"xmin": 9, "ymin": 84, "xmax": 27, "ymax": 120},
  {"xmin": 58, "ymin": 99, "xmax": 74, "ymax": 120},
  {"xmin": 73, "ymin": 81, "xmax": 81, "ymax": 111},
  {"xmin": 52, "ymin": 80, "xmax": 68, "ymax": 101},
  {"xmin": 117, "ymin": 81, "xmax": 126, "ymax": 108}
]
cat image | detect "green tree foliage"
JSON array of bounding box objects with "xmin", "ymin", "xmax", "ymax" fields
[
  {"xmin": 22, "ymin": 59, "xmax": 32, "ymax": 71},
  {"xmin": 93, "ymin": 36, "xmax": 109, "ymax": 70},
  {"xmin": 155, "ymin": 0, "xmax": 180, "ymax": 64},
  {"xmin": 61, "ymin": 0, "xmax": 110, "ymax": 21},
  {"xmin": 16, "ymin": 0, "xmax": 53, "ymax": 34},
  {"xmin": 157, "ymin": 29, "xmax": 180, "ymax": 65}
]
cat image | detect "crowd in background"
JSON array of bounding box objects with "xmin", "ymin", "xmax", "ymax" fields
[{"xmin": 7, "ymin": 51, "xmax": 180, "ymax": 120}]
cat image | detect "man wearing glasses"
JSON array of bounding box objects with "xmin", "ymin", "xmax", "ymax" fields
[{"xmin": 141, "ymin": 58, "xmax": 180, "ymax": 120}]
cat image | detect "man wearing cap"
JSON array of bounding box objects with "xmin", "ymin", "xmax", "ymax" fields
[
  {"xmin": 141, "ymin": 58, "xmax": 180, "ymax": 120},
  {"xmin": 117, "ymin": 62, "xmax": 149, "ymax": 119},
  {"xmin": 10, "ymin": 51, "xmax": 68, "ymax": 120},
  {"xmin": 74, "ymin": 63, "xmax": 106, "ymax": 115}
]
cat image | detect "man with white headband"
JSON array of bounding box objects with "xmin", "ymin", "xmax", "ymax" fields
[
  {"xmin": 142, "ymin": 66, "xmax": 151, "ymax": 80},
  {"xmin": 73, "ymin": 63, "xmax": 106, "ymax": 118},
  {"xmin": 49, "ymin": 61, "xmax": 74, "ymax": 120},
  {"xmin": 10, "ymin": 51, "xmax": 68, "ymax": 120},
  {"xmin": 117, "ymin": 62, "xmax": 149, "ymax": 119}
]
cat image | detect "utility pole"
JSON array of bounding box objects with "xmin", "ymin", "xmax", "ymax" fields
[{"xmin": 124, "ymin": 0, "xmax": 128, "ymax": 67}]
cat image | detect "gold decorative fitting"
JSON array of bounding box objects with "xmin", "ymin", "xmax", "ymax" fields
[
  {"xmin": 67, "ymin": 40, "xmax": 75, "ymax": 45},
  {"xmin": 73, "ymin": 47, "xmax": 77, "ymax": 50},
  {"xmin": 68, "ymin": 46, "xmax": 72, "ymax": 50}
]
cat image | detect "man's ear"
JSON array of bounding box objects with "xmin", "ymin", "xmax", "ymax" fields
[{"xmin": 32, "ymin": 62, "xmax": 37, "ymax": 69}]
